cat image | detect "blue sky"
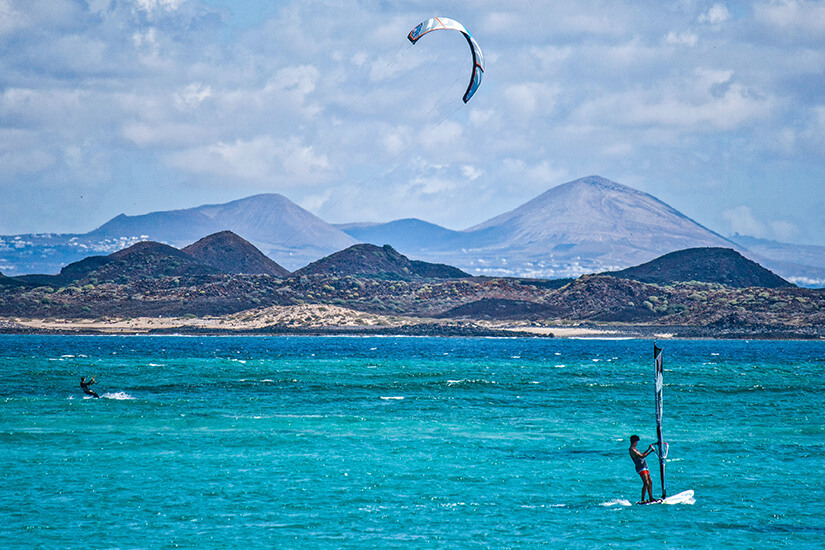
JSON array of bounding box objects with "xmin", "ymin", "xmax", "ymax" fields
[{"xmin": 1, "ymin": 0, "xmax": 824, "ymax": 246}]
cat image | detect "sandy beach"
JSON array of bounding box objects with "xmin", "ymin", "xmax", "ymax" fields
[{"xmin": 0, "ymin": 303, "xmax": 652, "ymax": 338}]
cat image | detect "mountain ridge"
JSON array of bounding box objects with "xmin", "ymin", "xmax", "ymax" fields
[{"xmin": 2, "ymin": 176, "xmax": 824, "ymax": 286}]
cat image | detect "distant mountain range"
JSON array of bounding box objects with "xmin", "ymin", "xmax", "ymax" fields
[
  {"xmin": 2, "ymin": 235, "xmax": 821, "ymax": 337},
  {"xmin": 2, "ymin": 175, "xmax": 824, "ymax": 286}
]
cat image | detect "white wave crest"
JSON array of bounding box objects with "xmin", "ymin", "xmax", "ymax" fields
[
  {"xmin": 102, "ymin": 391, "xmax": 135, "ymax": 400},
  {"xmin": 600, "ymin": 498, "xmax": 632, "ymax": 507}
]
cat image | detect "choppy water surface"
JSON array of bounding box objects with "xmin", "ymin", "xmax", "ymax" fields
[{"xmin": 2, "ymin": 335, "xmax": 823, "ymax": 548}]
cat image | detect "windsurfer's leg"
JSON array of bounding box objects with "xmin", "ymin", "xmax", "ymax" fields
[{"xmin": 641, "ymin": 472, "xmax": 653, "ymax": 502}]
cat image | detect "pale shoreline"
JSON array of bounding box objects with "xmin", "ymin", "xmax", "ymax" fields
[
  {"xmin": 0, "ymin": 303, "xmax": 658, "ymax": 338},
  {"xmin": 1, "ymin": 304, "xmax": 818, "ymax": 339}
]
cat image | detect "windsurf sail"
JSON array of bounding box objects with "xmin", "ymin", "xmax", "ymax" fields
[{"xmin": 654, "ymin": 344, "xmax": 667, "ymax": 499}]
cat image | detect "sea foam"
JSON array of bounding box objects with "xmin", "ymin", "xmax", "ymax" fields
[{"xmin": 102, "ymin": 391, "xmax": 135, "ymax": 400}]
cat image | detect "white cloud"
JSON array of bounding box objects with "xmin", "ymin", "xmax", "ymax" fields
[
  {"xmin": 0, "ymin": 0, "xmax": 823, "ymax": 245},
  {"xmin": 461, "ymin": 165, "xmax": 483, "ymax": 181},
  {"xmin": 503, "ymin": 82, "xmax": 560, "ymax": 118},
  {"xmin": 769, "ymin": 220, "xmax": 799, "ymax": 242},
  {"xmin": 755, "ymin": 0, "xmax": 825, "ymax": 38},
  {"xmin": 418, "ymin": 120, "xmax": 464, "ymax": 152},
  {"xmin": 723, "ymin": 205, "xmax": 766, "ymax": 237},
  {"xmin": 574, "ymin": 68, "xmax": 773, "ymax": 131},
  {"xmin": 123, "ymin": 121, "xmax": 206, "ymax": 147},
  {"xmin": 134, "ymin": 0, "xmax": 183, "ymax": 16},
  {"xmin": 665, "ymin": 31, "xmax": 698, "ymax": 47},
  {"xmin": 168, "ymin": 136, "xmax": 331, "ymax": 184},
  {"xmin": 698, "ymin": 4, "xmax": 731, "ymax": 25},
  {"xmin": 0, "ymin": 130, "xmax": 54, "ymax": 175},
  {"xmin": 722, "ymin": 205, "xmax": 799, "ymax": 241},
  {"xmin": 0, "ymin": 0, "xmax": 25, "ymax": 35},
  {"xmin": 174, "ymin": 83, "xmax": 212, "ymax": 111},
  {"xmin": 500, "ymin": 159, "xmax": 568, "ymax": 189}
]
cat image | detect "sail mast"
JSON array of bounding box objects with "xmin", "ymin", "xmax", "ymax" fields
[{"xmin": 654, "ymin": 344, "xmax": 667, "ymax": 499}]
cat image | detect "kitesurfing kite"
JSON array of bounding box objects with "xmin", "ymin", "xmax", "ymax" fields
[{"xmin": 407, "ymin": 17, "xmax": 485, "ymax": 103}]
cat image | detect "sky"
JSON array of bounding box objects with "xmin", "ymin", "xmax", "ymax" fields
[{"xmin": 1, "ymin": 0, "xmax": 824, "ymax": 246}]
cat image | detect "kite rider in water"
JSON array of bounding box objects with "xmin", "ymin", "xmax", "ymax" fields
[
  {"xmin": 629, "ymin": 435, "xmax": 657, "ymax": 503},
  {"xmin": 80, "ymin": 376, "xmax": 99, "ymax": 398}
]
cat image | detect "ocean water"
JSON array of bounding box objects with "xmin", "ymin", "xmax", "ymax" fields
[{"xmin": 2, "ymin": 335, "xmax": 823, "ymax": 549}]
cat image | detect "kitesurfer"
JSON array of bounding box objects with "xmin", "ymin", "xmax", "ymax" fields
[
  {"xmin": 80, "ymin": 376, "xmax": 99, "ymax": 398},
  {"xmin": 629, "ymin": 435, "xmax": 656, "ymax": 503}
]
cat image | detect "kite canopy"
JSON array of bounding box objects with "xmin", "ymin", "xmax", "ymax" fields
[{"xmin": 407, "ymin": 17, "xmax": 485, "ymax": 103}]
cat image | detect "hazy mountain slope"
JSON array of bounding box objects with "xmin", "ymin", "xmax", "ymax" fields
[
  {"xmin": 0, "ymin": 194, "xmax": 355, "ymax": 275},
  {"xmin": 349, "ymin": 175, "xmax": 743, "ymax": 278},
  {"xmin": 88, "ymin": 211, "xmax": 222, "ymax": 243},
  {"xmin": 336, "ymin": 219, "xmax": 468, "ymax": 252},
  {"xmin": 194, "ymin": 194, "xmax": 356, "ymax": 260},
  {"xmin": 466, "ymin": 175, "xmax": 736, "ymax": 255},
  {"xmin": 730, "ymin": 236, "xmax": 825, "ymax": 287}
]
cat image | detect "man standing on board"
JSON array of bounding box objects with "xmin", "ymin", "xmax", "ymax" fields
[{"xmin": 629, "ymin": 435, "xmax": 656, "ymax": 503}]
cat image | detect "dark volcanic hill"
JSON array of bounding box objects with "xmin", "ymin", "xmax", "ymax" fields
[
  {"xmin": 89, "ymin": 241, "xmax": 220, "ymax": 284},
  {"xmin": 293, "ymin": 244, "xmax": 471, "ymax": 280},
  {"xmin": 13, "ymin": 241, "xmax": 220, "ymax": 286},
  {"xmin": 606, "ymin": 247, "xmax": 794, "ymax": 288},
  {"xmin": 182, "ymin": 231, "xmax": 290, "ymax": 277}
]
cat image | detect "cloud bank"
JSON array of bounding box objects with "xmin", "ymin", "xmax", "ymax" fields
[{"xmin": 0, "ymin": 0, "xmax": 823, "ymax": 247}]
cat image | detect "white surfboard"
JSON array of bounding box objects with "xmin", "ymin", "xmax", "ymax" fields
[
  {"xmin": 662, "ymin": 489, "xmax": 695, "ymax": 504},
  {"xmin": 636, "ymin": 490, "xmax": 695, "ymax": 506}
]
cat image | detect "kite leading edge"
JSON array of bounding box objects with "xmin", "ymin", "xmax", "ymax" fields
[{"xmin": 407, "ymin": 17, "xmax": 485, "ymax": 103}]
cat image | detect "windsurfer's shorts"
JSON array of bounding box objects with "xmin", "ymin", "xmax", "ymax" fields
[{"xmin": 637, "ymin": 469, "xmax": 650, "ymax": 477}]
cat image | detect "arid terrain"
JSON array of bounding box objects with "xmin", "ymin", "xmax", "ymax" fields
[{"xmin": 1, "ymin": 235, "xmax": 822, "ymax": 339}]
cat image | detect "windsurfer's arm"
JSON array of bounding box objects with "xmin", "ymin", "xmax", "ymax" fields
[{"xmin": 641, "ymin": 444, "xmax": 655, "ymax": 457}]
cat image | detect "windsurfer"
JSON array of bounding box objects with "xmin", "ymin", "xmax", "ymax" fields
[
  {"xmin": 80, "ymin": 376, "xmax": 99, "ymax": 398},
  {"xmin": 629, "ymin": 435, "xmax": 656, "ymax": 503}
]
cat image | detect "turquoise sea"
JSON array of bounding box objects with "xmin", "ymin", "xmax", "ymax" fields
[{"xmin": 2, "ymin": 335, "xmax": 823, "ymax": 549}]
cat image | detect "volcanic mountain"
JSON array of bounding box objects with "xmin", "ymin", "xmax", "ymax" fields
[
  {"xmin": 89, "ymin": 194, "xmax": 356, "ymax": 271},
  {"xmin": 337, "ymin": 176, "xmax": 741, "ymax": 278},
  {"xmin": 182, "ymin": 231, "xmax": 290, "ymax": 277},
  {"xmin": 606, "ymin": 247, "xmax": 794, "ymax": 288},
  {"xmin": 292, "ymin": 244, "xmax": 470, "ymax": 280}
]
